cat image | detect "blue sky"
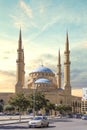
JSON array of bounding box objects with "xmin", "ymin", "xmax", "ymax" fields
[{"xmin": 0, "ymin": 0, "xmax": 87, "ymax": 96}]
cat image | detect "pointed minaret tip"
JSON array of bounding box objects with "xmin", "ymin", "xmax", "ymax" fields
[
  {"xmin": 58, "ymin": 49, "xmax": 60, "ymax": 58},
  {"xmin": 66, "ymin": 31, "xmax": 68, "ymax": 42},
  {"xmin": 19, "ymin": 28, "xmax": 22, "ymax": 41},
  {"xmin": 65, "ymin": 31, "xmax": 69, "ymax": 51},
  {"xmin": 58, "ymin": 49, "xmax": 61, "ymax": 65},
  {"xmin": 57, "ymin": 49, "xmax": 61, "ymax": 89},
  {"xmin": 58, "ymin": 49, "xmax": 60, "ymax": 63},
  {"xmin": 18, "ymin": 28, "xmax": 22, "ymax": 49}
]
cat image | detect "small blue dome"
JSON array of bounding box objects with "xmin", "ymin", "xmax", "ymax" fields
[
  {"xmin": 58, "ymin": 88, "xmax": 63, "ymax": 91},
  {"xmin": 35, "ymin": 78, "xmax": 50, "ymax": 84},
  {"xmin": 32, "ymin": 65, "xmax": 53, "ymax": 73}
]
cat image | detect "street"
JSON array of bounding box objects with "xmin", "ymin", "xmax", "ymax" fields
[{"xmin": 0, "ymin": 118, "xmax": 87, "ymax": 130}]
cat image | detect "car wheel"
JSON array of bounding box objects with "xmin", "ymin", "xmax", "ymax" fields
[
  {"xmin": 41, "ymin": 123, "xmax": 44, "ymax": 128},
  {"xmin": 28, "ymin": 125, "xmax": 31, "ymax": 128},
  {"xmin": 46, "ymin": 123, "xmax": 49, "ymax": 127}
]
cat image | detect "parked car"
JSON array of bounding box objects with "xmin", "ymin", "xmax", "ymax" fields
[
  {"xmin": 81, "ymin": 114, "xmax": 87, "ymax": 120},
  {"xmin": 57, "ymin": 114, "xmax": 62, "ymax": 118},
  {"xmin": 74, "ymin": 113, "xmax": 82, "ymax": 118},
  {"xmin": 28, "ymin": 116, "xmax": 49, "ymax": 128}
]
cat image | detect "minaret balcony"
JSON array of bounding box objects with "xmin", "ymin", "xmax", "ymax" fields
[
  {"xmin": 64, "ymin": 51, "xmax": 70, "ymax": 54},
  {"xmin": 17, "ymin": 49, "xmax": 23, "ymax": 52},
  {"xmin": 64, "ymin": 61, "xmax": 71, "ymax": 65}
]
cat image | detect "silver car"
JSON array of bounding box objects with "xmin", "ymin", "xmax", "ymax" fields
[
  {"xmin": 28, "ymin": 116, "xmax": 49, "ymax": 128},
  {"xmin": 82, "ymin": 114, "xmax": 87, "ymax": 120}
]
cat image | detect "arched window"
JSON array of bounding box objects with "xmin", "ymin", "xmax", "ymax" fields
[
  {"xmin": 0, "ymin": 99, "xmax": 4, "ymax": 105},
  {"xmin": 60, "ymin": 100, "xmax": 63, "ymax": 104}
]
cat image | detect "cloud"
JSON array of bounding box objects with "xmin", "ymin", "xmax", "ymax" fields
[
  {"xmin": 0, "ymin": 38, "xmax": 17, "ymax": 71},
  {"xmin": 0, "ymin": 70, "xmax": 16, "ymax": 77},
  {"xmin": 72, "ymin": 89, "xmax": 82, "ymax": 97},
  {"xmin": 19, "ymin": 0, "xmax": 33, "ymax": 18},
  {"xmin": 25, "ymin": 53, "xmax": 58, "ymax": 75},
  {"xmin": 39, "ymin": 5, "xmax": 45, "ymax": 14},
  {"xmin": 10, "ymin": 0, "xmax": 87, "ymax": 41},
  {"xmin": 10, "ymin": 12, "xmax": 36, "ymax": 29},
  {"xmin": 82, "ymin": 41, "xmax": 87, "ymax": 48},
  {"xmin": 10, "ymin": 15, "xmax": 26, "ymax": 29},
  {"xmin": 70, "ymin": 46, "xmax": 87, "ymax": 89},
  {"xmin": 71, "ymin": 74, "xmax": 87, "ymax": 89},
  {"xmin": 0, "ymin": 70, "xmax": 16, "ymax": 93}
]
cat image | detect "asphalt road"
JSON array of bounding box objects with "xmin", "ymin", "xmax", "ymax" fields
[{"xmin": 0, "ymin": 118, "xmax": 87, "ymax": 130}]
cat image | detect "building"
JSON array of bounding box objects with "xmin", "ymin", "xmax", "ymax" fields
[
  {"xmin": 0, "ymin": 29, "xmax": 81, "ymax": 113},
  {"xmin": 81, "ymin": 88, "xmax": 87, "ymax": 113}
]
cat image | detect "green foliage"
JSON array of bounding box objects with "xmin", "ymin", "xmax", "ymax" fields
[
  {"xmin": 45, "ymin": 101, "xmax": 55, "ymax": 110},
  {"xmin": 56, "ymin": 104, "xmax": 72, "ymax": 114},
  {"xmin": 27, "ymin": 91, "xmax": 55, "ymax": 114},
  {"xmin": 4, "ymin": 104, "xmax": 15, "ymax": 111},
  {"xmin": 9, "ymin": 93, "xmax": 30, "ymax": 112},
  {"xmin": 0, "ymin": 104, "xmax": 3, "ymax": 112},
  {"xmin": 0, "ymin": 99, "xmax": 4, "ymax": 112},
  {"xmin": 0, "ymin": 99, "xmax": 4, "ymax": 105},
  {"xmin": 28, "ymin": 92, "xmax": 48, "ymax": 111}
]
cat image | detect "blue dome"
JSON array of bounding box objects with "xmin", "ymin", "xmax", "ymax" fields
[
  {"xmin": 35, "ymin": 78, "xmax": 50, "ymax": 84},
  {"xmin": 58, "ymin": 88, "xmax": 63, "ymax": 91},
  {"xmin": 32, "ymin": 65, "xmax": 53, "ymax": 73}
]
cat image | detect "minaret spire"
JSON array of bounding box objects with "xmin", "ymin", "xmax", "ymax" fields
[
  {"xmin": 64, "ymin": 32, "xmax": 71, "ymax": 94},
  {"xmin": 15, "ymin": 29, "xmax": 25, "ymax": 92},
  {"xmin": 18, "ymin": 28, "xmax": 22, "ymax": 49},
  {"xmin": 58, "ymin": 49, "xmax": 61, "ymax": 64},
  {"xmin": 57, "ymin": 49, "xmax": 61, "ymax": 89},
  {"xmin": 66, "ymin": 32, "xmax": 69, "ymax": 51}
]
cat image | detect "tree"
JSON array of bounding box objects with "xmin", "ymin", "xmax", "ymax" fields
[
  {"xmin": 56, "ymin": 104, "xmax": 72, "ymax": 114},
  {"xmin": 45, "ymin": 101, "xmax": 55, "ymax": 115},
  {"xmin": 9, "ymin": 93, "xmax": 30, "ymax": 121},
  {"xmin": 28, "ymin": 92, "xmax": 49, "ymax": 114},
  {"xmin": 4, "ymin": 104, "xmax": 15, "ymax": 113},
  {"xmin": 0, "ymin": 99, "xmax": 4, "ymax": 112},
  {"xmin": 0, "ymin": 104, "xmax": 3, "ymax": 112},
  {"xmin": 0, "ymin": 99, "xmax": 4, "ymax": 106}
]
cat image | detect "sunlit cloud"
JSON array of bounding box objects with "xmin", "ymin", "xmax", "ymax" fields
[
  {"xmin": 72, "ymin": 89, "xmax": 82, "ymax": 97},
  {"xmin": 0, "ymin": 70, "xmax": 16, "ymax": 93}
]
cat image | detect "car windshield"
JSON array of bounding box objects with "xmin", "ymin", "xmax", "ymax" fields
[
  {"xmin": 33, "ymin": 116, "xmax": 43, "ymax": 120},
  {"xmin": 84, "ymin": 114, "xmax": 87, "ymax": 117}
]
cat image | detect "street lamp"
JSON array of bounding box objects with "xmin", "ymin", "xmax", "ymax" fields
[
  {"xmin": 33, "ymin": 79, "xmax": 37, "ymax": 116},
  {"xmin": 33, "ymin": 88, "xmax": 35, "ymax": 116}
]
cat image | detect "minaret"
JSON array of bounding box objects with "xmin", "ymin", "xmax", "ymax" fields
[
  {"xmin": 64, "ymin": 32, "xmax": 71, "ymax": 94},
  {"xmin": 15, "ymin": 29, "xmax": 25, "ymax": 92},
  {"xmin": 57, "ymin": 49, "xmax": 61, "ymax": 89}
]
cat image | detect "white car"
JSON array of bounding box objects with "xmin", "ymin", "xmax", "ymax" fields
[{"xmin": 28, "ymin": 116, "xmax": 49, "ymax": 128}]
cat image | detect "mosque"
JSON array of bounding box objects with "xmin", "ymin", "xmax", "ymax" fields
[{"xmin": 0, "ymin": 29, "xmax": 81, "ymax": 113}]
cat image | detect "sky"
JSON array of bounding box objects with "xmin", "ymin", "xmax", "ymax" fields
[{"xmin": 0, "ymin": 0, "xmax": 87, "ymax": 97}]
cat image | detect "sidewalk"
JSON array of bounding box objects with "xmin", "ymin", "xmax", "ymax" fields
[
  {"xmin": 0, "ymin": 119, "xmax": 29, "ymax": 125},
  {"xmin": 0, "ymin": 115, "xmax": 31, "ymax": 125},
  {"xmin": 0, "ymin": 115, "xmax": 63, "ymax": 125}
]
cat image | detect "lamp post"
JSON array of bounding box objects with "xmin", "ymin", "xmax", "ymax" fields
[
  {"xmin": 33, "ymin": 87, "xmax": 36, "ymax": 116},
  {"xmin": 33, "ymin": 78, "xmax": 36, "ymax": 116}
]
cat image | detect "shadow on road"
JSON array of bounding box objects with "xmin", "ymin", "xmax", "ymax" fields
[
  {"xmin": 50, "ymin": 118, "xmax": 73, "ymax": 123},
  {"xmin": 0, "ymin": 125, "xmax": 56, "ymax": 129},
  {"xmin": 0, "ymin": 125, "xmax": 29, "ymax": 129}
]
